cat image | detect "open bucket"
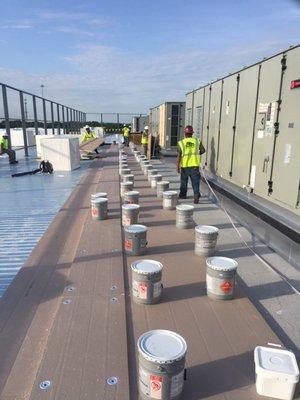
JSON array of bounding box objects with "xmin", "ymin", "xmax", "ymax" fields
[
  {"xmin": 195, "ymin": 225, "xmax": 219, "ymax": 256},
  {"xmin": 206, "ymin": 257, "xmax": 238, "ymax": 300},
  {"xmin": 137, "ymin": 329, "xmax": 187, "ymax": 400},
  {"xmin": 131, "ymin": 259, "xmax": 163, "ymax": 304}
]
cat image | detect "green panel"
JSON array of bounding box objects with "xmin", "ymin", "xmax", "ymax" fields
[
  {"xmin": 218, "ymin": 74, "xmax": 238, "ymax": 179},
  {"xmin": 185, "ymin": 93, "xmax": 194, "ymax": 125},
  {"xmin": 250, "ymin": 54, "xmax": 282, "ymax": 198},
  {"xmin": 192, "ymin": 88, "xmax": 204, "ymax": 140},
  {"xmin": 207, "ymin": 81, "xmax": 222, "ymax": 173},
  {"xmin": 271, "ymin": 47, "xmax": 300, "ymax": 211},
  {"xmin": 202, "ymin": 86, "xmax": 211, "ymax": 166},
  {"xmin": 231, "ymin": 65, "xmax": 260, "ymax": 187}
]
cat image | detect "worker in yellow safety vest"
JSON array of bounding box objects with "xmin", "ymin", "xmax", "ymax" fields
[
  {"xmin": 0, "ymin": 134, "xmax": 18, "ymax": 164},
  {"xmin": 81, "ymin": 126, "xmax": 99, "ymax": 154},
  {"xmin": 122, "ymin": 124, "xmax": 130, "ymax": 147},
  {"xmin": 177, "ymin": 125, "xmax": 205, "ymax": 204},
  {"xmin": 141, "ymin": 125, "xmax": 149, "ymax": 156}
]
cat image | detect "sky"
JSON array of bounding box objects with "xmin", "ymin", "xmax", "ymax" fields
[{"xmin": 0, "ymin": 0, "xmax": 299, "ymax": 117}]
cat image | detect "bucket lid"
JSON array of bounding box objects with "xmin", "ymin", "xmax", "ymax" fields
[
  {"xmin": 121, "ymin": 181, "xmax": 133, "ymax": 187},
  {"xmin": 125, "ymin": 190, "xmax": 139, "ymax": 196},
  {"xmin": 254, "ymin": 346, "xmax": 299, "ymax": 381},
  {"xmin": 138, "ymin": 330, "xmax": 187, "ymax": 364},
  {"xmin": 163, "ymin": 190, "xmax": 177, "ymax": 197},
  {"xmin": 91, "ymin": 192, "xmax": 107, "ymax": 199},
  {"xmin": 149, "ymin": 169, "xmax": 158, "ymax": 174},
  {"xmin": 157, "ymin": 180, "xmax": 169, "ymax": 186},
  {"xmin": 176, "ymin": 204, "xmax": 194, "ymax": 211},
  {"xmin": 91, "ymin": 197, "xmax": 107, "ymax": 204},
  {"xmin": 131, "ymin": 259, "xmax": 163, "ymax": 275},
  {"xmin": 125, "ymin": 224, "xmax": 147, "ymax": 233},
  {"xmin": 195, "ymin": 225, "xmax": 219, "ymax": 234},
  {"xmin": 122, "ymin": 204, "xmax": 140, "ymax": 210},
  {"xmin": 206, "ymin": 256, "xmax": 238, "ymax": 271}
]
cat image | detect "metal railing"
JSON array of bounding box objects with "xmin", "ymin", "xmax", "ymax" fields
[{"xmin": 0, "ymin": 82, "xmax": 86, "ymax": 156}]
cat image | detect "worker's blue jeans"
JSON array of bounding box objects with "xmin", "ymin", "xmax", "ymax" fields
[{"xmin": 179, "ymin": 167, "xmax": 200, "ymax": 198}]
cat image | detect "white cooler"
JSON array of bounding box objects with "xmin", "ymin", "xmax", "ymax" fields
[{"xmin": 254, "ymin": 346, "xmax": 299, "ymax": 400}]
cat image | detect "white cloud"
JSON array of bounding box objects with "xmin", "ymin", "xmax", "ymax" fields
[
  {"xmin": 55, "ymin": 26, "xmax": 95, "ymax": 37},
  {"xmin": 0, "ymin": 41, "xmax": 296, "ymax": 116},
  {"xmin": 2, "ymin": 23, "xmax": 32, "ymax": 29}
]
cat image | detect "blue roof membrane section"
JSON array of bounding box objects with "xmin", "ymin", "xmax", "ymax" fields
[{"xmin": 0, "ymin": 147, "xmax": 93, "ymax": 297}]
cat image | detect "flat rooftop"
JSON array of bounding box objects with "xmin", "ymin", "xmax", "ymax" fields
[{"xmin": 0, "ymin": 143, "xmax": 299, "ymax": 399}]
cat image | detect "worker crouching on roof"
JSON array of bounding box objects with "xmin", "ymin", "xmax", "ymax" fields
[
  {"xmin": 177, "ymin": 125, "xmax": 205, "ymax": 204},
  {"xmin": 0, "ymin": 135, "xmax": 18, "ymax": 165},
  {"xmin": 122, "ymin": 124, "xmax": 130, "ymax": 147},
  {"xmin": 141, "ymin": 126, "xmax": 149, "ymax": 156},
  {"xmin": 81, "ymin": 126, "xmax": 99, "ymax": 154}
]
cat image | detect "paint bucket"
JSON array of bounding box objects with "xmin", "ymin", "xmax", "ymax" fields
[
  {"xmin": 120, "ymin": 167, "xmax": 131, "ymax": 176},
  {"xmin": 163, "ymin": 191, "xmax": 178, "ymax": 210},
  {"xmin": 176, "ymin": 205, "xmax": 194, "ymax": 229},
  {"xmin": 131, "ymin": 260, "xmax": 163, "ymax": 304},
  {"xmin": 122, "ymin": 174, "xmax": 134, "ymax": 183},
  {"xmin": 124, "ymin": 190, "xmax": 140, "ymax": 204},
  {"xmin": 148, "ymin": 169, "xmax": 158, "ymax": 182},
  {"xmin": 91, "ymin": 192, "xmax": 107, "ymax": 200},
  {"xmin": 206, "ymin": 257, "xmax": 238, "ymax": 300},
  {"xmin": 122, "ymin": 203, "xmax": 140, "ymax": 226},
  {"xmin": 138, "ymin": 329, "xmax": 187, "ymax": 400},
  {"xmin": 91, "ymin": 198, "xmax": 108, "ymax": 220},
  {"xmin": 195, "ymin": 225, "xmax": 219, "ymax": 256},
  {"xmin": 124, "ymin": 224, "xmax": 147, "ymax": 255},
  {"xmin": 151, "ymin": 174, "xmax": 162, "ymax": 188},
  {"xmin": 157, "ymin": 181, "xmax": 170, "ymax": 198},
  {"xmin": 120, "ymin": 181, "xmax": 134, "ymax": 198},
  {"xmin": 144, "ymin": 164, "xmax": 153, "ymax": 176}
]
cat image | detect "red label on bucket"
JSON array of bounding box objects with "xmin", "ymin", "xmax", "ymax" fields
[
  {"xmin": 91, "ymin": 207, "xmax": 98, "ymax": 217},
  {"xmin": 124, "ymin": 240, "xmax": 132, "ymax": 250},
  {"xmin": 139, "ymin": 283, "xmax": 148, "ymax": 299},
  {"xmin": 220, "ymin": 281, "xmax": 233, "ymax": 293},
  {"xmin": 150, "ymin": 375, "xmax": 163, "ymax": 399}
]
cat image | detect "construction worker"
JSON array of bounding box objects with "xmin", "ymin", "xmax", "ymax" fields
[
  {"xmin": 177, "ymin": 125, "xmax": 205, "ymax": 204},
  {"xmin": 0, "ymin": 134, "xmax": 18, "ymax": 164},
  {"xmin": 141, "ymin": 126, "xmax": 149, "ymax": 156},
  {"xmin": 81, "ymin": 126, "xmax": 99, "ymax": 154},
  {"xmin": 122, "ymin": 124, "xmax": 130, "ymax": 147}
]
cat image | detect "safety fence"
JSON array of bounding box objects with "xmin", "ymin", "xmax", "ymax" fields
[{"xmin": 0, "ymin": 82, "xmax": 86, "ymax": 156}]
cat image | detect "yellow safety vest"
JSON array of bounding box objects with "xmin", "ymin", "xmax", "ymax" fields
[
  {"xmin": 178, "ymin": 137, "xmax": 200, "ymax": 168},
  {"xmin": 141, "ymin": 133, "xmax": 148, "ymax": 145},
  {"xmin": 122, "ymin": 128, "xmax": 130, "ymax": 137},
  {"xmin": 0, "ymin": 136, "xmax": 8, "ymax": 149},
  {"xmin": 81, "ymin": 130, "xmax": 96, "ymax": 142}
]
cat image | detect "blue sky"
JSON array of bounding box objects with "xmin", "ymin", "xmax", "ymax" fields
[{"xmin": 0, "ymin": 0, "xmax": 299, "ymax": 115}]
